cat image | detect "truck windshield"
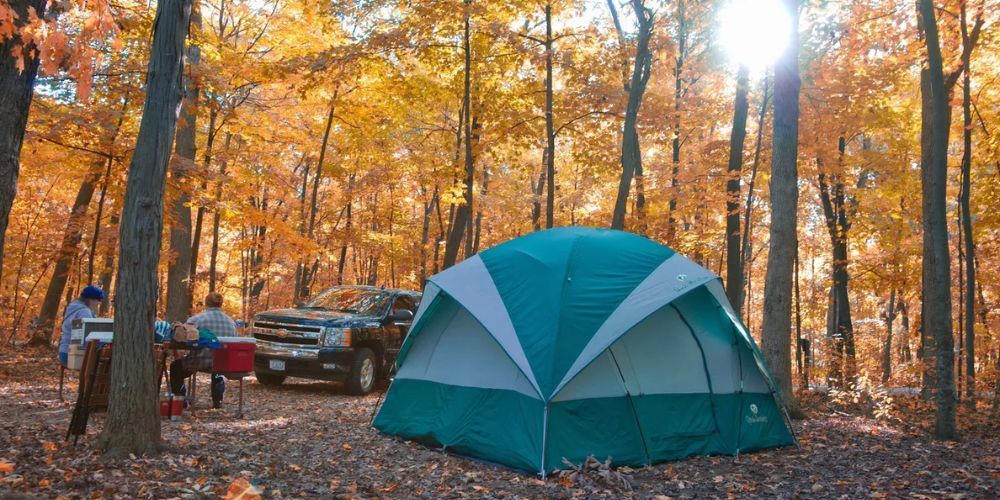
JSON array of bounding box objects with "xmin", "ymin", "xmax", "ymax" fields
[{"xmin": 303, "ymin": 288, "xmax": 389, "ymax": 315}]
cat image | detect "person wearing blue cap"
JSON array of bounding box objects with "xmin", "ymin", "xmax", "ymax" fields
[{"xmin": 58, "ymin": 285, "xmax": 105, "ymax": 366}]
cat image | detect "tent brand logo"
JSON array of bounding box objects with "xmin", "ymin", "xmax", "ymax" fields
[
  {"xmin": 746, "ymin": 403, "xmax": 768, "ymax": 424},
  {"xmin": 673, "ymin": 274, "xmax": 695, "ymax": 292}
]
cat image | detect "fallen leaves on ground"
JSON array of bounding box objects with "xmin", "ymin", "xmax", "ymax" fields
[{"xmin": 0, "ymin": 348, "xmax": 997, "ymax": 498}]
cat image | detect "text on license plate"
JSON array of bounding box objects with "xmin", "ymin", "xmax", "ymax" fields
[{"xmin": 269, "ymin": 359, "xmax": 285, "ymax": 371}]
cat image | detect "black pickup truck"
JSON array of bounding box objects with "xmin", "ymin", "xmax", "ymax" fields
[{"xmin": 250, "ymin": 286, "xmax": 420, "ymax": 395}]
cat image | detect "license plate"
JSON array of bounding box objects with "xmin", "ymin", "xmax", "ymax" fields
[{"xmin": 269, "ymin": 359, "xmax": 285, "ymax": 371}]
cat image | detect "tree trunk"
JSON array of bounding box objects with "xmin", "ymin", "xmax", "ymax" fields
[
  {"xmin": 443, "ymin": 1, "xmax": 475, "ymax": 268},
  {"xmin": 725, "ymin": 65, "xmax": 749, "ymax": 314},
  {"xmin": 759, "ymin": 0, "xmax": 800, "ymax": 415},
  {"xmin": 666, "ymin": 0, "xmax": 687, "ymax": 242},
  {"xmin": 740, "ymin": 76, "xmax": 770, "ymax": 279},
  {"xmin": 97, "ymin": 0, "xmax": 193, "ymax": 457},
  {"xmin": 543, "ymin": 1, "xmax": 556, "ymax": 229},
  {"xmin": 337, "ymin": 175, "xmax": 354, "ymax": 284},
  {"xmin": 918, "ymin": 0, "xmax": 957, "ymax": 440},
  {"xmin": 531, "ymin": 166, "xmax": 545, "ymax": 231},
  {"xmin": 794, "ymin": 246, "xmax": 805, "ymax": 390},
  {"xmin": 98, "ymin": 206, "xmax": 120, "ymax": 317},
  {"xmin": 87, "ymin": 99, "xmax": 129, "ymax": 284},
  {"xmin": 0, "ymin": 0, "xmax": 48, "ymax": 288},
  {"xmin": 609, "ymin": 0, "xmax": 653, "ymax": 230},
  {"xmin": 883, "ymin": 289, "xmax": 897, "ymax": 383},
  {"xmin": 299, "ymin": 95, "xmax": 337, "ymax": 298},
  {"xmin": 419, "ymin": 185, "xmax": 437, "ymax": 285},
  {"xmin": 818, "ymin": 138, "xmax": 856, "ymax": 386},
  {"xmin": 190, "ymin": 106, "xmax": 217, "ymax": 288},
  {"xmin": 958, "ymin": 4, "xmax": 976, "ymax": 410},
  {"xmin": 900, "ymin": 300, "xmax": 911, "ymax": 363},
  {"xmin": 165, "ymin": 11, "xmax": 201, "ymax": 322},
  {"xmin": 208, "ymin": 132, "xmax": 232, "ymax": 292},
  {"xmin": 473, "ymin": 167, "xmax": 488, "ymax": 254},
  {"xmin": 36, "ymin": 160, "xmax": 105, "ymax": 341},
  {"xmin": 918, "ymin": 69, "xmax": 935, "ymax": 399}
]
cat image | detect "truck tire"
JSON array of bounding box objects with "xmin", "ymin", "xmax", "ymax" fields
[
  {"xmin": 256, "ymin": 373, "xmax": 286, "ymax": 386},
  {"xmin": 346, "ymin": 348, "xmax": 377, "ymax": 395}
]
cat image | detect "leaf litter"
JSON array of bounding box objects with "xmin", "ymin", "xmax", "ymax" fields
[{"xmin": 0, "ymin": 349, "xmax": 997, "ymax": 498}]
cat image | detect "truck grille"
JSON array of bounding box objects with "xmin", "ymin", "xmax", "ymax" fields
[{"xmin": 253, "ymin": 320, "xmax": 322, "ymax": 346}]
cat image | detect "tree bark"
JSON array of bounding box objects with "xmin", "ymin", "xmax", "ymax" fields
[
  {"xmin": 883, "ymin": 288, "xmax": 897, "ymax": 383},
  {"xmin": 208, "ymin": 132, "xmax": 232, "ymax": 292},
  {"xmin": 190, "ymin": 106, "xmax": 217, "ymax": 287},
  {"xmin": 899, "ymin": 299, "xmax": 911, "ymax": 363},
  {"xmin": 298, "ymin": 96, "xmax": 337, "ymax": 298},
  {"xmin": 0, "ymin": 0, "xmax": 48, "ymax": 288},
  {"xmin": 87, "ymin": 99, "xmax": 129, "ymax": 284},
  {"xmin": 609, "ymin": 0, "xmax": 653, "ymax": 230},
  {"xmin": 794, "ymin": 246, "xmax": 805, "ymax": 390},
  {"xmin": 759, "ymin": 0, "xmax": 800, "ymax": 415},
  {"xmin": 36, "ymin": 160, "xmax": 106, "ymax": 341},
  {"xmin": 958, "ymin": 2, "xmax": 976, "ymax": 410},
  {"xmin": 725, "ymin": 65, "xmax": 749, "ymax": 314},
  {"xmin": 165, "ymin": 9, "xmax": 201, "ymax": 322},
  {"xmin": 443, "ymin": 0, "xmax": 475, "ymax": 268},
  {"xmin": 918, "ymin": 0, "xmax": 957, "ymax": 440},
  {"xmin": 818, "ymin": 137, "xmax": 856, "ymax": 386},
  {"xmin": 666, "ymin": 0, "xmax": 687, "ymax": 242},
  {"xmin": 543, "ymin": 1, "xmax": 556, "ymax": 229},
  {"xmin": 473, "ymin": 167, "xmax": 488, "ymax": 253},
  {"xmin": 337, "ymin": 174, "xmax": 354, "ymax": 284},
  {"xmin": 97, "ymin": 0, "xmax": 193, "ymax": 457}
]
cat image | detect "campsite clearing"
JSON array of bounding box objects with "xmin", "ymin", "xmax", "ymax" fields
[{"xmin": 0, "ymin": 349, "xmax": 996, "ymax": 498}]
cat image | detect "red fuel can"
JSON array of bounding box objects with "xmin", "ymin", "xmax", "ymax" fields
[{"xmin": 160, "ymin": 394, "xmax": 184, "ymax": 421}]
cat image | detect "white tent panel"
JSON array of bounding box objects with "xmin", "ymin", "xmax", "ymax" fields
[
  {"xmin": 608, "ymin": 305, "xmax": 710, "ymax": 395},
  {"xmin": 395, "ymin": 299, "xmax": 540, "ymax": 399},
  {"xmin": 671, "ymin": 298, "xmax": 742, "ymax": 394},
  {"xmin": 410, "ymin": 281, "xmax": 440, "ymax": 328},
  {"xmin": 429, "ymin": 255, "xmax": 542, "ymax": 397},
  {"xmin": 552, "ymin": 254, "xmax": 716, "ymax": 397},
  {"xmin": 551, "ymin": 351, "xmax": 627, "ymax": 402}
]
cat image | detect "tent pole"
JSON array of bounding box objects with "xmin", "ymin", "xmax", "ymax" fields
[
  {"xmin": 608, "ymin": 349, "xmax": 651, "ymax": 466},
  {"xmin": 670, "ymin": 305, "xmax": 722, "ymax": 434},
  {"xmin": 540, "ymin": 404, "xmax": 548, "ymax": 478}
]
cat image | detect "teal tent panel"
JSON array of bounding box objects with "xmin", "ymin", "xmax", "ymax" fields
[
  {"xmin": 373, "ymin": 379, "xmax": 543, "ymax": 472},
  {"xmin": 630, "ymin": 393, "xmax": 729, "ymax": 462},
  {"xmin": 723, "ymin": 392, "xmax": 794, "ymax": 451},
  {"xmin": 480, "ymin": 227, "xmax": 673, "ymax": 395},
  {"xmin": 546, "ymin": 396, "xmax": 648, "ymax": 470}
]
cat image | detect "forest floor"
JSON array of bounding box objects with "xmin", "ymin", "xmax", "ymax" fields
[{"xmin": 0, "ymin": 347, "xmax": 997, "ymax": 499}]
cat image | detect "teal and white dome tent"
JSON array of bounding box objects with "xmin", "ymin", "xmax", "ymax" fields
[{"xmin": 374, "ymin": 227, "xmax": 794, "ymax": 474}]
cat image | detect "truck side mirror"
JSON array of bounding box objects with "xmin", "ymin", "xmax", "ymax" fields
[{"xmin": 385, "ymin": 309, "xmax": 414, "ymax": 324}]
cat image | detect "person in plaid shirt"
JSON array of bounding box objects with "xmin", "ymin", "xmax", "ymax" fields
[{"xmin": 170, "ymin": 292, "xmax": 237, "ymax": 408}]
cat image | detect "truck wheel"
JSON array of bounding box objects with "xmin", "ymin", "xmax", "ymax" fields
[
  {"xmin": 256, "ymin": 373, "xmax": 286, "ymax": 386},
  {"xmin": 346, "ymin": 348, "xmax": 376, "ymax": 395}
]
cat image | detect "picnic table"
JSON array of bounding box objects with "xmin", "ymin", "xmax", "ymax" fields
[
  {"xmin": 159, "ymin": 340, "xmax": 252, "ymax": 418},
  {"xmin": 66, "ymin": 335, "xmax": 255, "ymax": 443}
]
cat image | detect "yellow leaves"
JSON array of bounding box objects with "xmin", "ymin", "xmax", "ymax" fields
[
  {"xmin": 342, "ymin": 443, "xmax": 352, "ymax": 451},
  {"xmin": 223, "ymin": 478, "xmax": 263, "ymax": 500},
  {"xmin": 0, "ymin": 461, "xmax": 13, "ymax": 474}
]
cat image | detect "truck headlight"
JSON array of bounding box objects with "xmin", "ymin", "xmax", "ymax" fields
[{"xmin": 321, "ymin": 327, "xmax": 352, "ymax": 347}]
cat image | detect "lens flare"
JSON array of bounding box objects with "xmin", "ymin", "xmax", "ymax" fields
[{"xmin": 718, "ymin": 0, "xmax": 793, "ymax": 69}]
